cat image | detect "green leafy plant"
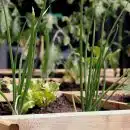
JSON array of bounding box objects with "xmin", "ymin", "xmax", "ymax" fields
[
  {"xmin": 40, "ymin": 37, "xmax": 61, "ymax": 78},
  {"xmin": 0, "ymin": 0, "xmax": 51, "ymax": 115},
  {"xmin": 63, "ymin": 51, "xmax": 81, "ymax": 83},
  {"xmin": 22, "ymin": 80, "xmax": 59, "ymax": 113},
  {"xmin": 63, "ymin": 46, "xmax": 121, "ymax": 84},
  {"xmin": 79, "ymin": 0, "xmax": 130, "ymax": 111},
  {"xmin": 0, "ymin": 1, "xmax": 21, "ymax": 44}
]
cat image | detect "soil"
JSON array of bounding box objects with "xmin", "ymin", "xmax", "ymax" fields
[
  {"xmin": 49, "ymin": 72, "xmax": 64, "ymax": 78},
  {"xmin": 0, "ymin": 103, "xmax": 12, "ymax": 115},
  {"xmin": 0, "ymin": 95, "xmax": 81, "ymax": 115},
  {"xmin": 59, "ymin": 82, "xmax": 105, "ymax": 91},
  {"xmin": 59, "ymin": 82, "xmax": 81, "ymax": 91},
  {"xmin": 27, "ymin": 95, "xmax": 82, "ymax": 114},
  {"xmin": 1, "ymin": 83, "xmax": 10, "ymax": 93},
  {"xmin": 0, "ymin": 92, "xmax": 130, "ymax": 116}
]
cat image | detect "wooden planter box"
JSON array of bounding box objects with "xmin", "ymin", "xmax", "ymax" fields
[
  {"xmin": 0, "ymin": 110, "xmax": 130, "ymax": 130},
  {"xmin": 0, "ymin": 91, "xmax": 130, "ymax": 130},
  {"xmin": 0, "ymin": 75, "xmax": 129, "ymax": 130}
]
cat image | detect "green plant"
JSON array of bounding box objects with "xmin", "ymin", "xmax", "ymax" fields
[
  {"xmin": 0, "ymin": 0, "xmax": 50, "ymax": 115},
  {"xmin": 40, "ymin": 35, "xmax": 61, "ymax": 79},
  {"xmin": 63, "ymin": 51, "xmax": 81, "ymax": 83},
  {"xmin": 60, "ymin": 0, "xmax": 130, "ymax": 68},
  {"xmin": 63, "ymin": 46, "xmax": 121, "ymax": 84},
  {"xmin": 22, "ymin": 80, "xmax": 59, "ymax": 113},
  {"xmin": 79, "ymin": 0, "xmax": 130, "ymax": 111},
  {"xmin": 0, "ymin": 1, "xmax": 21, "ymax": 44}
]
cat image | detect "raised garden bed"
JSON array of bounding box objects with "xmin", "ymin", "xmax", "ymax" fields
[
  {"xmin": 0, "ymin": 79, "xmax": 130, "ymax": 130},
  {"xmin": 1, "ymin": 110, "xmax": 130, "ymax": 130},
  {"xmin": 0, "ymin": 90, "xmax": 130, "ymax": 114}
]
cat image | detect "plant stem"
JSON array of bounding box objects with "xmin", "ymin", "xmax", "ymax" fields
[
  {"xmin": 92, "ymin": 71, "xmax": 128, "ymax": 109},
  {"xmin": 42, "ymin": 29, "xmax": 50, "ymax": 78},
  {"xmin": 19, "ymin": 11, "xmax": 36, "ymax": 114},
  {"xmin": 0, "ymin": 91, "xmax": 16, "ymax": 114},
  {"xmin": 1, "ymin": 0, "xmax": 16, "ymax": 109},
  {"xmin": 87, "ymin": 19, "xmax": 96, "ymax": 111},
  {"xmin": 84, "ymin": 35, "xmax": 89, "ymax": 110},
  {"xmin": 80, "ymin": 0, "xmax": 84, "ymax": 111}
]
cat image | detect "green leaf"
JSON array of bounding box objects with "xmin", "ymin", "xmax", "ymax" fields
[
  {"xmin": 0, "ymin": 4, "xmax": 12, "ymax": 35},
  {"xmin": 34, "ymin": 0, "xmax": 44, "ymax": 8},
  {"xmin": 67, "ymin": 0, "xmax": 74, "ymax": 4},
  {"xmin": 12, "ymin": 7, "xmax": 19, "ymax": 17},
  {"xmin": 63, "ymin": 35, "xmax": 70, "ymax": 45},
  {"xmin": 12, "ymin": 17, "xmax": 20, "ymax": 39},
  {"xmin": 22, "ymin": 100, "xmax": 35, "ymax": 113},
  {"xmin": 41, "ymin": 44, "xmax": 60, "ymax": 77},
  {"xmin": 106, "ymin": 49, "xmax": 120, "ymax": 68},
  {"xmin": 23, "ymin": 81, "xmax": 59, "ymax": 111},
  {"xmin": 92, "ymin": 46, "xmax": 100, "ymax": 57}
]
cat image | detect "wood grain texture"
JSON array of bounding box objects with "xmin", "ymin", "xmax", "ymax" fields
[
  {"xmin": 0, "ymin": 111, "xmax": 130, "ymax": 130},
  {"xmin": 63, "ymin": 91, "xmax": 130, "ymax": 110},
  {"xmin": 0, "ymin": 120, "xmax": 19, "ymax": 130},
  {"xmin": 0, "ymin": 68, "xmax": 128, "ymax": 77},
  {"xmin": 0, "ymin": 69, "xmax": 65, "ymax": 77},
  {"xmin": 1, "ymin": 76, "xmax": 129, "ymax": 85},
  {"xmin": 0, "ymin": 93, "xmax": 13, "ymax": 102}
]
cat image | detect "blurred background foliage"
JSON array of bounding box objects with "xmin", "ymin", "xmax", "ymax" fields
[{"xmin": 0, "ymin": 0, "xmax": 130, "ymax": 70}]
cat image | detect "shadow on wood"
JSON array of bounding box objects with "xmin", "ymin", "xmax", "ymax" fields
[{"xmin": 0, "ymin": 120, "xmax": 19, "ymax": 130}]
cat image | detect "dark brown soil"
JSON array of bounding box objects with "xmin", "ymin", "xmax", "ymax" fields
[
  {"xmin": 1, "ymin": 84, "xmax": 10, "ymax": 93},
  {"xmin": 0, "ymin": 103, "xmax": 12, "ymax": 115},
  {"xmin": 27, "ymin": 95, "xmax": 82, "ymax": 114},
  {"xmin": 1, "ymin": 93, "xmax": 130, "ymax": 116},
  {"xmin": 59, "ymin": 82, "xmax": 106, "ymax": 91},
  {"xmin": 0, "ymin": 95, "xmax": 81, "ymax": 115},
  {"xmin": 59, "ymin": 82, "xmax": 81, "ymax": 91}
]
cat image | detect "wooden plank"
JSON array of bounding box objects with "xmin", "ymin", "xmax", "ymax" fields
[
  {"xmin": 63, "ymin": 91, "xmax": 130, "ymax": 110},
  {"xmin": 100, "ymin": 77, "xmax": 129, "ymax": 86},
  {"xmin": 0, "ymin": 111, "xmax": 130, "ymax": 130},
  {"xmin": 1, "ymin": 77, "xmax": 63, "ymax": 84},
  {"xmin": 0, "ymin": 68, "xmax": 128, "ymax": 77},
  {"xmin": 0, "ymin": 120, "xmax": 19, "ymax": 130},
  {"xmin": 1, "ymin": 76, "xmax": 129, "ymax": 85},
  {"xmin": 0, "ymin": 69, "xmax": 65, "ymax": 77},
  {"xmin": 0, "ymin": 93, "xmax": 13, "ymax": 102}
]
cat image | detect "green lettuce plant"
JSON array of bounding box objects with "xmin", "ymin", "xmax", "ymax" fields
[{"xmin": 22, "ymin": 80, "xmax": 59, "ymax": 113}]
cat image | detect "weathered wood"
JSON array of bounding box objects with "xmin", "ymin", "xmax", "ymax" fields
[
  {"xmin": 0, "ymin": 93, "xmax": 13, "ymax": 102},
  {"xmin": 1, "ymin": 76, "xmax": 129, "ymax": 85},
  {"xmin": 0, "ymin": 68, "xmax": 128, "ymax": 77},
  {"xmin": 1, "ymin": 77, "xmax": 63, "ymax": 84},
  {"xmin": 100, "ymin": 77, "xmax": 129, "ymax": 86},
  {"xmin": 0, "ymin": 111, "xmax": 130, "ymax": 130},
  {"xmin": 63, "ymin": 91, "xmax": 130, "ymax": 110},
  {"xmin": 0, "ymin": 120, "xmax": 19, "ymax": 130},
  {"xmin": 0, "ymin": 69, "xmax": 65, "ymax": 77}
]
